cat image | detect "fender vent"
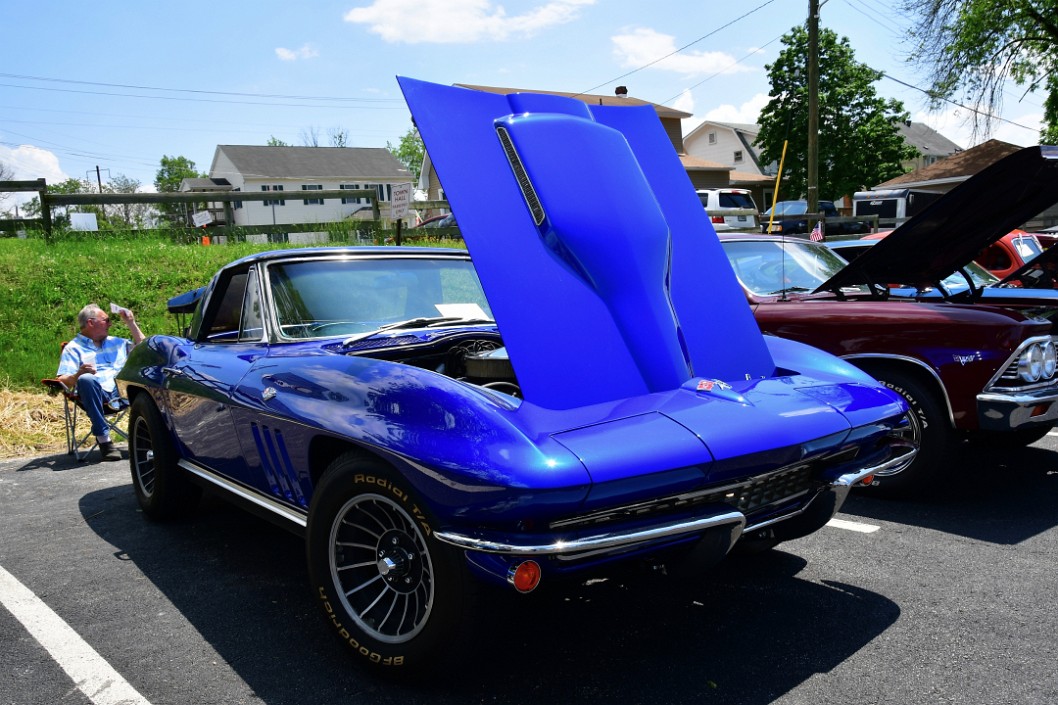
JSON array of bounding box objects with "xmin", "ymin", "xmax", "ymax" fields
[{"xmin": 497, "ymin": 125, "xmax": 546, "ymax": 225}]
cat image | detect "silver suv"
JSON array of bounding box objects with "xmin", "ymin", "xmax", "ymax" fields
[{"xmin": 696, "ymin": 188, "xmax": 760, "ymax": 232}]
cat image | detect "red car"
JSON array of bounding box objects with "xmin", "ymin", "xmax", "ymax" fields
[
  {"xmin": 717, "ymin": 144, "xmax": 1058, "ymax": 496},
  {"xmin": 861, "ymin": 229, "xmax": 1043, "ymax": 281}
]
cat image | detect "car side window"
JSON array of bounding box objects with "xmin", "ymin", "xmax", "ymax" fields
[
  {"xmin": 201, "ymin": 268, "xmax": 251, "ymax": 343},
  {"xmin": 238, "ymin": 267, "xmax": 264, "ymax": 342}
]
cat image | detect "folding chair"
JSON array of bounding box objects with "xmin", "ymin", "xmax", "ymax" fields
[{"xmin": 41, "ymin": 343, "xmax": 129, "ymax": 461}]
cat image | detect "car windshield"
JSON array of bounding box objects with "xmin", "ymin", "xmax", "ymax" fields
[
  {"xmin": 941, "ymin": 260, "xmax": 1000, "ymax": 290},
  {"xmin": 1012, "ymin": 234, "xmax": 1043, "ymax": 261},
  {"xmin": 722, "ymin": 239, "xmax": 856, "ymax": 295},
  {"xmin": 719, "ymin": 192, "xmax": 755, "ymax": 209},
  {"xmin": 266, "ymin": 256, "xmax": 493, "ymax": 340},
  {"xmin": 763, "ymin": 202, "xmax": 807, "ymax": 217}
]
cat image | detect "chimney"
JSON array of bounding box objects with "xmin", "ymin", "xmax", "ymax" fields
[{"xmin": 615, "ymin": 86, "xmax": 628, "ymax": 98}]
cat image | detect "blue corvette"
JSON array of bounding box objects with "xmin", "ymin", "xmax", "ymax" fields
[{"xmin": 118, "ymin": 78, "xmax": 915, "ymax": 670}]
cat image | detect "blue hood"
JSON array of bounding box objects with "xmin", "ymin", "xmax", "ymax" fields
[{"xmin": 398, "ymin": 78, "xmax": 774, "ymax": 411}]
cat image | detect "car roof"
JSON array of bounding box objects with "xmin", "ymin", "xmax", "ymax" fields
[{"xmin": 817, "ymin": 145, "xmax": 1058, "ymax": 291}]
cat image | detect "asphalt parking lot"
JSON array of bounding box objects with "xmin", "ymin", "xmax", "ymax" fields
[{"xmin": 2, "ymin": 436, "xmax": 1057, "ymax": 705}]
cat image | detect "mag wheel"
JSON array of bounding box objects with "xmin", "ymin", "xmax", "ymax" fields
[
  {"xmin": 306, "ymin": 453, "xmax": 472, "ymax": 671},
  {"xmin": 869, "ymin": 371, "xmax": 955, "ymax": 496},
  {"xmin": 128, "ymin": 394, "xmax": 200, "ymax": 519}
]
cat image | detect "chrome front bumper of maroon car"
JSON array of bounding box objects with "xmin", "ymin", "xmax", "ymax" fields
[{"xmin": 977, "ymin": 386, "xmax": 1058, "ymax": 431}]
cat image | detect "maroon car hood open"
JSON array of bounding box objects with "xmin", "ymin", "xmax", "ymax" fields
[{"xmin": 817, "ymin": 145, "xmax": 1058, "ymax": 293}]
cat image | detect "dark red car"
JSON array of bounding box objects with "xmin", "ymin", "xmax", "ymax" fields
[{"xmin": 718, "ymin": 144, "xmax": 1058, "ymax": 496}]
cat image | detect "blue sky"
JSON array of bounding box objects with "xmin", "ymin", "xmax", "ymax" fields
[{"xmin": 0, "ymin": 0, "xmax": 1046, "ymax": 209}]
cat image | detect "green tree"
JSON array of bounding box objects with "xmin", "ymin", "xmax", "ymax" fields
[
  {"xmin": 106, "ymin": 174, "xmax": 153, "ymax": 229},
  {"xmin": 267, "ymin": 135, "xmax": 291, "ymax": 146},
  {"xmin": 757, "ymin": 26, "xmax": 917, "ymax": 202},
  {"xmin": 903, "ymin": 0, "xmax": 1058, "ymax": 143},
  {"xmin": 154, "ymin": 155, "xmax": 205, "ymax": 226},
  {"xmin": 387, "ymin": 126, "xmax": 425, "ymax": 182},
  {"xmin": 21, "ymin": 177, "xmax": 93, "ymax": 229}
]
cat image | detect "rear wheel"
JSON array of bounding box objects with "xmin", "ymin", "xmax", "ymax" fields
[
  {"xmin": 128, "ymin": 395, "xmax": 200, "ymax": 519},
  {"xmin": 866, "ymin": 371, "xmax": 955, "ymax": 497},
  {"xmin": 306, "ymin": 453, "xmax": 473, "ymax": 671}
]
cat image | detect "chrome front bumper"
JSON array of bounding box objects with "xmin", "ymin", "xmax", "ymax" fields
[
  {"xmin": 977, "ymin": 387, "xmax": 1058, "ymax": 431},
  {"xmin": 435, "ymin": 448, "xmax": 917, "ymax": 559}
]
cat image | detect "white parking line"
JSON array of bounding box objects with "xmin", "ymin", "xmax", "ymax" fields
[
  {"xmin": 0, "ymin": 564, "xmax": 152, "ymax": 705},
  {"xmin": 826, "ymin": 517, "xmax": 880, "ymax": 533},
  {"xmin": 1048, "ymin": 429, "xmax": 1058, "ymax": 437}
]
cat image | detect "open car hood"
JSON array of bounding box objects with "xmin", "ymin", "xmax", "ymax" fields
[
  {"xmin": 398, "ymin": 78, "xmax": 775, "ymax": 410},
  {"xmin": 816, "ymin": 144, "xmax": 1058, "ymax": 293}
]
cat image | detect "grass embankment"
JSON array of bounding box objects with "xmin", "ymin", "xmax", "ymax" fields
[{"xmin": 0, "ymin": 230, "xmax": 461, "ymax": 458}]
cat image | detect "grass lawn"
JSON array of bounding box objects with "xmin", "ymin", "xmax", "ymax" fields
[{"xmin": 0, "ymin": 231, "xmax": 463, "ymax": 458}]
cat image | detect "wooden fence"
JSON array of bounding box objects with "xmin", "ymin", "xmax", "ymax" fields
[{"xmin": 0, "ymin": 179, "xmax": 452, "ymax": 244}]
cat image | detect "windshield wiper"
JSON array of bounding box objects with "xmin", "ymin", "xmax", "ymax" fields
[
  {"xmin": 341, "ymin": 316, "xmax": 494, "ymax": 346},
  {"xmin": 767, "ymin": 286, "xmax": 811, "ymax": 295}
]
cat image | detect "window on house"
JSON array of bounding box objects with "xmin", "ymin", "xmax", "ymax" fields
[
  {"xmin": 233, "ymin": 187, "xmax": 242, "ymax": 210},
  {"xmin": 301, "ymin": 184, "xmax": 323, "ymax": 205},
  {"xmin": 340, "ymin": 183, "xmax": 363, "ymax": 204},
  {"xmin": 262, "ymin": 184, "xmax": 285, "ymax": 207},
  {"xmin": 708, "ymin": 132, "xmax": 717, "ymax": 145},
  {"xmin": 734, "ymin": 150, "xmax": 744, "ymax": 163},
  {"xmin": 374, "ymin": 184, "xmax": 392, "ymax": 202}
]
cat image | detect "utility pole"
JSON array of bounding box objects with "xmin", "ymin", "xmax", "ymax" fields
[{"xmin": 807, "ymin": 0, "xmax": 820, "ymax": 217}]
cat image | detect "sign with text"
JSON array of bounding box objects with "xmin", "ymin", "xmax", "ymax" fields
[
  {"xmin": 390, "ymin": 182, "xmax": 412, "ymax": 220},
  {"xmin": 192, "ymin": 211, "xmax": 213, "ymax": 228}
]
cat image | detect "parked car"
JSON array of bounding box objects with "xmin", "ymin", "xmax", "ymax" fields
[
  {"xmin": 721, "ymin": 146, "xmax": 1058, "ymax": 495},
  {"xmin": 415, "ymin": 212, "xmax": 456, "ymax": 228},
  {"xmin": 696, "ymin": 187, "xmax": 759, "ymax": 232},
  {"xmin": 760, "ymin": 199, "xmax": 871, "ymax": 236},
  {"xmin": 118, "ymin": 78, "xmax": 915, "ymax": 672},
  {"xmin": 720, "ymin": 232, "xmax": 1058, "ymax": 497},
  {"xmin": 853, "ymin": 228, "xmax": 1044, "ymax": 281}
]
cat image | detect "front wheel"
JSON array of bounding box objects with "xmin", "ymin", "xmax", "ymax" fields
[
  {"xmin": 867, "ymin": 371, "xmax": 956, "ymax": 497},
  {"xmin": 306, "ymin": 453, "xmax": 473, "ymax": 671}
]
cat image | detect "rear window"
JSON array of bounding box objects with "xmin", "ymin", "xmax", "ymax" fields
[{"xmin": 719, "ymin": 192, "xmax": 756, "ymax": 209}]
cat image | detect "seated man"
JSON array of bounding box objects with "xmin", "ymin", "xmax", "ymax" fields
[{"xmin": 55, "ymin": 303, "xmax": 145, "ymax": 461}]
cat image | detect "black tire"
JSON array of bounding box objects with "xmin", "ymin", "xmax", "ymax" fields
[
  {"xmin": 968, "ymin": 423, "xmax": 1055, "ymax": 449},
  {"xmin": 867, "ymin": 371, "xmax": 956, "ymax": 496},
  {"xmin": 128, "ymin": 394, "xmax": 200, "ymax": 519},
  {"xmin": 306, "ymin": 453, "xmax": 473, "ymax": 672}
]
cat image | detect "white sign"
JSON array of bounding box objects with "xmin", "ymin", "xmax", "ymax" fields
[
  {"xmin": 192, "ymin": 211, "xmax": 213, "ymax": 228},
  {"xmin": 70, "ymin": 213, "xmax": 98, "ymax": 231},
  {"xmin": 390, "ymin": 182, "xmax": 412, "ymax": 220}
]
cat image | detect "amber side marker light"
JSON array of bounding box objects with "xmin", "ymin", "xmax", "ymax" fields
[
  {"xmin": 1031, "ymin": 404, "xmax": 1050, "ymax": 418},
  {"xmin": 859, "ymin": 475, "xmax": 875, "ymax": 487},
  {"xmin": 508, "ymin": 560, "xmax": 542, "ymax": 593}
]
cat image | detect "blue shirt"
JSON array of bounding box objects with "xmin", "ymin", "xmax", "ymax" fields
[{"xmin": 56, "ymin": 333, "xmax": 132, "ymax": 394}]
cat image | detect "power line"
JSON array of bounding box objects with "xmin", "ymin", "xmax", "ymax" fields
[
  {"xmin": 0, "ymin": 72, "xmax": 401, "ymax": 103},
  {"xmin": 574, "ymin": 0, "xmax": 780, "ymax": 97}
]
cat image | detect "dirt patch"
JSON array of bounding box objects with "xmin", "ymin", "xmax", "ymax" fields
[{"xmin": 0, "ymin": 389, "xmax": 70, "ymax": 459}]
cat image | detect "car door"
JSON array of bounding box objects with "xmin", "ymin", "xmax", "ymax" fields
[{"xmin": 164, "ymin": 263, "xmax": 267, "ymax": 477}]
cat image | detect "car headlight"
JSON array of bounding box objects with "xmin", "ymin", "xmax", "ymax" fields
[
  {"xmin": 1018, "ymin": 341, "xmax": 1057, "ymax": 383},
  {"xmin": 1044, "ymin": 340, "xmax": 1057, "ymax": 379}
]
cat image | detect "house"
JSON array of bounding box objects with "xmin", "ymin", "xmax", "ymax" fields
[
  {"xmin": 208, "ymin": 145, "xmax": 412, "ymax": 239},
  {"xmin": 895, "ymin": 121, "xmax": 962, "ymax": 172},
  {"xmin": 179, "ymin": 177, "xmax": 233, "ymax": 227},
  {"xmin": 873, "ymin": 138, "xmax": 1056, "ymax": 230},
  {"xmin": 684, "ymin": 119, "xmax": 963, "ymax": 212}
]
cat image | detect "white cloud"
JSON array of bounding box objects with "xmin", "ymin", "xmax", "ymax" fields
[
  {"xmin": 911, "ymin": 106, "xmax": 1040, "ymax": 150},
  {"xmin": 275, "ymin": 44, "xmax": 320, "ymax": 61},
  {"xmin": 612, "ymin": 28, "xmax": 754, "ymax": 76},
  {"xmin": 682, "ymin": 92, "xmax": 770, "ymax": 134},
  {"xmin": 0, "ymin": 144, "xmax": 69, "ymax": 208},
  {"xmin": 344, "ymin": 0, "xmax": 594, "ymax": 43}
]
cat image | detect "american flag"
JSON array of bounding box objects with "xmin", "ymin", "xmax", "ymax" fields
[{"xmin": 809, "ymin": 221, "xmax": 824, "ymax": 241}]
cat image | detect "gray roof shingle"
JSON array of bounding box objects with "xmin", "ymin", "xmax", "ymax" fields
[{"xmin": 214, "ymin": 145, "xmax": 411, "ymax": 180}]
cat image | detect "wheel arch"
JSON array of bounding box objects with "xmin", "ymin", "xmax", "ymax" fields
[{"xmin": 843, "ymin": 354, "xmax": 956, "ymax": 428}]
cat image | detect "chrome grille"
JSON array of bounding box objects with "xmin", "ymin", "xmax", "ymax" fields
[{"xmin": 550, "ymin": 461, "xmax": 820, "ymax": 532}]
